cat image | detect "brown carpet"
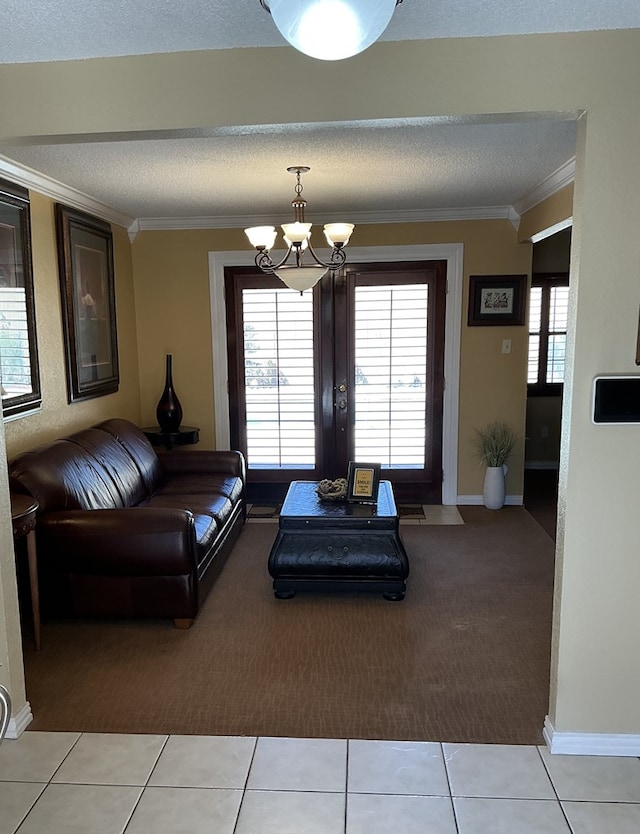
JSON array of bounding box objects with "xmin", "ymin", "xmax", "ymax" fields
[{"xmin": 23, "ymin": 506, "xmax": 554, "ymax": 744}]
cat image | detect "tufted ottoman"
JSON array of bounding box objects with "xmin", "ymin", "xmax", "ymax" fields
[{"xmin": 268, "ymin": 480, "xmax": 409, "ymax": 600}]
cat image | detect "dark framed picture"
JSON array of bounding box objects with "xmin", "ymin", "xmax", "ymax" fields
[
  {"xmin": 55, "ymin": 204, "xmax": 119, "ymax": 402},
  {"xmin": 468, "ymin": 274, "xmax": 527, "ymax": 326},
  {"xmin": 346, "ymin": 461, "xmax": 381, "ymax": 504}
]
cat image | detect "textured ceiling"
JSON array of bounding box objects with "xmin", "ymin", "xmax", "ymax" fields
[
  {"xmin": 2, "ymin": 1, "xmax": 634, "ymax": 226},
  {"xmin": 2, "ymin": 118, "xmax": 578, "ymax": 224},
  {"xmin": 1, "ymin": 0, "xmax": 638, "ymax": 63}
]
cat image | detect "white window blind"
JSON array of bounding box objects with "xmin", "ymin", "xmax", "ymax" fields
[
  {"xmin": 0, "ymin": 287, "xmax": 33, "ymax": 396},
  {"xmin": 528, "ymin": 286, "xmax": 542, "ymax": 384},
  {"xmin": 547, "ymin": 285, "xmax": 569, "ymax": 383},
  {"xmin": 353, "ymin": 284, "xmax": 428, "ymax": 467},
  {"xmin": 528, "ymin": 282, "xmax": 569, "ymax": 386},
  {"xmin": 242, "ymin": 287, "xmax": 315, "ymax": 468}
]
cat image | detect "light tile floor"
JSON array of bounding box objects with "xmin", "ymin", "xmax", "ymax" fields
[{"xmin": 1, "ymin": 733, "xmax": 640, "ymax": 833}]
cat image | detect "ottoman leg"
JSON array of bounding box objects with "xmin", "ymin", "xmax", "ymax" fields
[{"xmin": 274, "ymin": 588, "xmax": 296, "ymax": 599}]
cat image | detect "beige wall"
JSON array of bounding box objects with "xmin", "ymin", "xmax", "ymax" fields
[
  {"xmin": 132, "ymin": 219, "xmax": 531, "ymax": 496},
  {"xmin": 131, "ymin": 228, "xmax": 246, "ymax": 445},
  {"xmin": 519, "ymin": 184, "xmax": 574, "ymax": 244},
  {"xmin": 1, "ymin": 29, "xmax": 640, "ymax": 739}
]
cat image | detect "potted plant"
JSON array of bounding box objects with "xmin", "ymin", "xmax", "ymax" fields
[{"xmin": 474, "ymin": 421, "xmax": 519, "ymax": 509}]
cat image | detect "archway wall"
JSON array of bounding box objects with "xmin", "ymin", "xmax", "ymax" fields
[{"xmin": 0, "ymin": 30, "xmax": 639, "ymax": 741}]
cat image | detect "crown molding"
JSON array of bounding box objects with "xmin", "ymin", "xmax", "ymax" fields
[
  {"xmin": 512, "ymin": 157, "xmax": 576, "ymax": 216},
  {"xmin": 0, "ymin": 154, "xmax": 136, "ymax": 230},
  {"xmin": 0, "ymin": 155, "xmax": 574, "ymax": 240},
  {"xmin": 134, "ymin": 205, "xmax": 516, "ymax": 235}
]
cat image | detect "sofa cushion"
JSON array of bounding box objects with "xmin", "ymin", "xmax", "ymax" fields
[
  {"xmin": 95, "ymin": 418, "xmax": 164, "ymax": 496},
  {"xmin": 141, "ymin": 493, "xmax": 222, "ymax": 568},
  {"xmin": 158, "ymin": 473, "xmax": 243, "ymax": 504},
  {"xmin": 9, "ymin": 439, "xmax": 126, "ymax": 513},
  {"xmin": 145, "ymin": 492, "xmax": 233, "ymax": 529},
  {"xmin": 66, "ymin": 427, "xmax": 150, "ymax": 507}
]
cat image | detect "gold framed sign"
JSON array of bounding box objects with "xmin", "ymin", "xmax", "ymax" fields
[{"xmin": 346, "ymin": 461, "xmax": 381, "ymax": 504}]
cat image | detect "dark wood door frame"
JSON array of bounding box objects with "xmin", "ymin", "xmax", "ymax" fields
[{"xmin": 224, "ymin": 260, "xmax": 447, "ymax": 504}]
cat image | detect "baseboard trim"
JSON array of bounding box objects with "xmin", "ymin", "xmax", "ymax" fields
[
  {"xmin": 6, "ymin": 701, "xmax": 33, "ymax": 739},
  {"xmin": 544, "ymin": 716, "xmax": 640, "ymax": 756},
  {"xmin": 457, "ymin": 495, "xmax": 523, "ymax": 506}
]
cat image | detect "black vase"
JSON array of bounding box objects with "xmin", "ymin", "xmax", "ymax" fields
[{"xmin": 156, "ymin": 354, "xmax": 183, "ymax": 432}]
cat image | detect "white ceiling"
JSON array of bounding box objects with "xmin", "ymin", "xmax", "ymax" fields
[
  {"xmin": 1, "ymin": 1, "xmax": 637, "ymax": 231},
  {"xmin": 2, "ymin": 1, "xmax": 638, "ymax": 63}
]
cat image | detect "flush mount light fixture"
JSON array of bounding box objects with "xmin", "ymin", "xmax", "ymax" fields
[
  {"xmin": 245, "ymin": 166, "xmax": 354, "ymax": 293},
  {"xmin": 259, "ymin": 0, "xmax": 403, "ymax": 61}
]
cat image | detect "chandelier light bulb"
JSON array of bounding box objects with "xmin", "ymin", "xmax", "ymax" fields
[
  {"xmin": 281, "ymin": 221, "xmax": 312, "ymax": 243},
  {"xmin": 245, "ymin": 225, "xmax": 277, "ymax": 250},
  {"xmin": 266, "ymin": 0, "xmax": 399, "ymax": 61},
  {"xmin": 324, "ymin": 222, "xmax": 354, "ymax": 247}
]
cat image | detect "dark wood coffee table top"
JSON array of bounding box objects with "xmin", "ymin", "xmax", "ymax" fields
[{"xmin": 280, "ymin": 480, "xmax": 397, "ymax": 522}]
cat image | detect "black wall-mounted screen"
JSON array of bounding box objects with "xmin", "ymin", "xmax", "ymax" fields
[{"xmin": 593, "ymin": 376, "xmax": 640, "ymax": 424}]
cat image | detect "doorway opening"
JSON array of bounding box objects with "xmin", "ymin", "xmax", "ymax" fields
[{"xmin": 524, "ymin": 226, "xmax": 571, "ymax": 539}]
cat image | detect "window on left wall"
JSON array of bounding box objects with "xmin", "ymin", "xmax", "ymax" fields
[{"xmin": 0, "ymin": 179, "xmax": 41, "ymax": 418}]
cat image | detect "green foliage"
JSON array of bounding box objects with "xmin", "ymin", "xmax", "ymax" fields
[{"xmin": 474, "ymin": 421, "xmax": 519, "ymax": 467}]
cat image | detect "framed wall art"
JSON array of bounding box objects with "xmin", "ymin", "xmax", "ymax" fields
[
  {"xmin": 468, "ymin": 274, "xmax": 527, "ymax": 326},
  {"xmin": 55, "ymin": 204, "xmax": 119, "ymax": 402},
  {"xmin": 346, "ymin": 461, "xmax": 381, "ymax": 504}
]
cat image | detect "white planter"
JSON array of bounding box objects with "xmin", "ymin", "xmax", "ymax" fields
[{"xmin": 483, "ymin": 465, "xmax": 507, "ymax": 509}]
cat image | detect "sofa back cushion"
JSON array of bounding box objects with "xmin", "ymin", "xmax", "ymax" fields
[
  {"xmin": 95, "ymin": 419, "xmax": 164, "ymax": 495},
  {"xmin": 9, "ymin": 419, "xmax": 163, "ymax": 513},
  {"xmin": 66, "ymin": 427, "xmax": 151, "ymax": 508},
  {"xmin": 9, "ymin": 438, "xmax": 127, "ymax": 513}
]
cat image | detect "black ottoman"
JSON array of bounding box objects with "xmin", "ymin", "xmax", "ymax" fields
[{"xmin": 268, "ymin": 480, "xmax": 409, "ymax": 600}]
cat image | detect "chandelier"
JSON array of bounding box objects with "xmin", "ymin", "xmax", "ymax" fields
[
  {"xmin": 244, "ymin": 166, "xmax": 355, "ymax": 293},
  {"xmin": 259, "ymin": 0, "xmax": 403, "ymax": 61}
]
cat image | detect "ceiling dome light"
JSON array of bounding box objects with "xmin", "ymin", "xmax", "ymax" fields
[{"xmin": 260, "ymin": 0, "xmax": 402, "ymax": 61}]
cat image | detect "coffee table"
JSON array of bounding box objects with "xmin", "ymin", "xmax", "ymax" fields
[{"xmin": 268, "ymin": 480, "xmax": 409, "ymax": 600}]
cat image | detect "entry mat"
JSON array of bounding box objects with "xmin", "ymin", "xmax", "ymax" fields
[{"xmin": 246, "ymin": 503, "xmax": 464, "ymax": 525}]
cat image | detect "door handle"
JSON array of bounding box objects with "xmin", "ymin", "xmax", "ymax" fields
[{"xmin": 338, "ymin": 399, "xmax": 347, "ymax": 410}]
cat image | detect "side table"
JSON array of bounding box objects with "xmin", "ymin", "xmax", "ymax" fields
[
  {"xmin": 10, "ymin": 493, "xmax": 41, "ymax": 651},
  {"xmin": 141, "ymin": 425, "xmax": 200, "ymax": 451}
]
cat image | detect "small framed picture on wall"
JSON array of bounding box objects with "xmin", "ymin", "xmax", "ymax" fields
[{"xmin": 468, "ymin": 274, "xmax": 527, "ymax": 326}]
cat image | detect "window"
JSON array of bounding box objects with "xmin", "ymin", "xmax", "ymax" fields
[
  {"xmin": 241, "ymin": 286, "xmax": 316, "ymax": 468},
  {"xmin": 353, "ymin": 283, "xmax": 429, "ymax": 466},
  {"xmin": 0, "ymin": 179, "xmax": 41, "ymax": 418},
  {"xmin": 528, "ymin": 273, "xmax": 569, "ymax": 396}
]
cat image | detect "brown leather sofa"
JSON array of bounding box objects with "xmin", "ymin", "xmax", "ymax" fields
[{"xmin": 8, "ymin": 418, "xmax": 246, "ymax": 628}]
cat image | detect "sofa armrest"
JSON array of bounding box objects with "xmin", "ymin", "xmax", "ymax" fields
[
  {"xmin": 37, "ymin": 508, "xmax": 198, "ymax": 576},
  {"xmin": 159, "ymin": 449, "xmax": 246, "ymax": 480}
]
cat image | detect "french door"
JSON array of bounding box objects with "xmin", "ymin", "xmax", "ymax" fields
[{"xmin": 225, "ymin": 261, "xmax": 446, "ymax": 503}]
